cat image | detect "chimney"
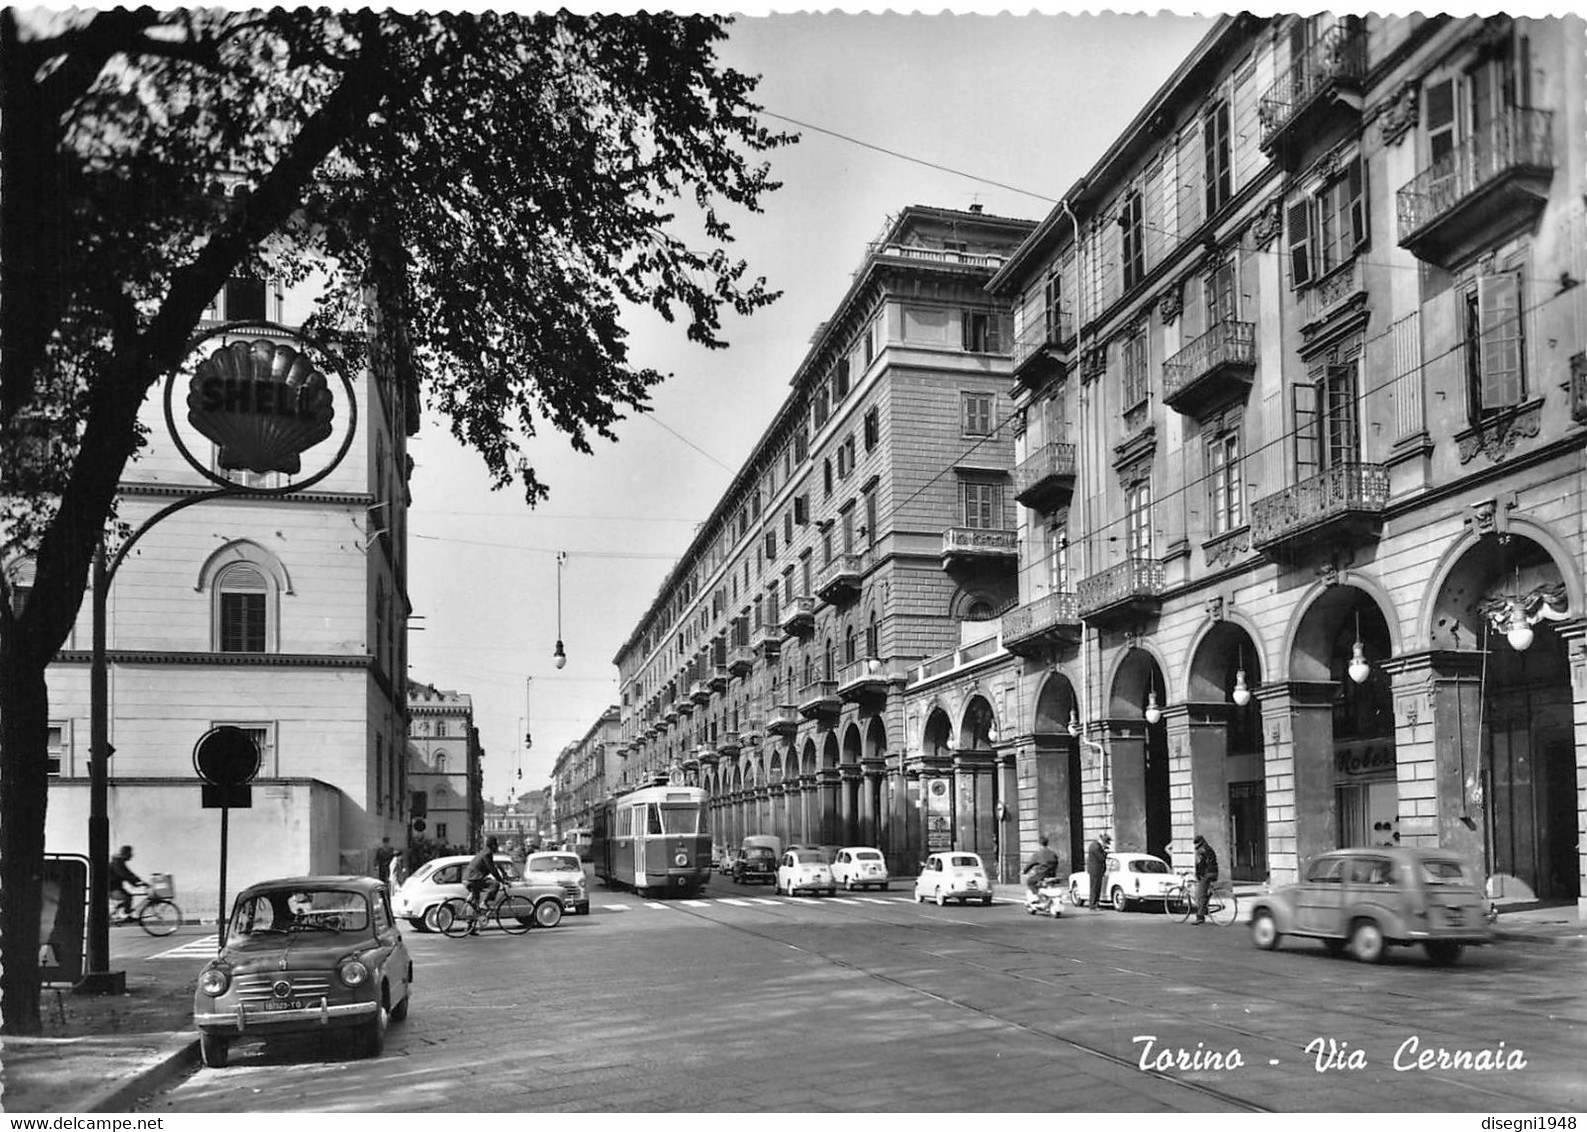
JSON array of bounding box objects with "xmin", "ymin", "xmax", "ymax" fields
[{"xmin": 969, "ymin": 203, "xmax": 984, "ymax": 214}]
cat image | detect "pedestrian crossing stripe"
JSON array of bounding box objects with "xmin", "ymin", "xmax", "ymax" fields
[
  {"xmin": 827, "ymin": 898, "xmax": 863, "ymax": 905},
  {"xmin": 150, "ymin": 936, "xmax": 219, "ymax": 959},
  {"xmin": 680, "ymin": 900, "xmax": 710, "ymax": 907},
  {"xmin": 619, "ymin": 895, "xmax": 1007, "ymax": 911},
  {"xmin": 855, "ymin": 897, "xmax": 892, "ymax": 904},
  {"xmin": 717, "ymin": 899, "xmax": 752, "ymax": 906}
]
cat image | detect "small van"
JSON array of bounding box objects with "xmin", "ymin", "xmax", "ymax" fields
[{"xmin": 731, "ymin": 835, "xmax": 782, "ymax": 884}]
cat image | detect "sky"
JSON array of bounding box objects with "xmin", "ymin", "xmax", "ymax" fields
[{"xmin": 402, "ymin": 11, "xmax": 1219, "ymax": 803}]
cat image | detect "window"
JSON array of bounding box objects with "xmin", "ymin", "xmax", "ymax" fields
[
  {"xmin": 1288, "ymin": 157, "xmax": 1368, "ymax": 288},
  {"xmin": 864, "ymin": 317, "xmax": 878, "ymax": 365},
  {"xmin": 794, "ymin": 494, "xmax": 808, "ymax": 525},
  {"xmin": 222, "ymin": 273, "xmax": 268, "ymax": 321},
  {"xmin": 864, "ymin": 406, "xmax": 879, "ymax": 451},
  {"xmin": 1121, "ymin": 332, "xmax": 1149, "ymax": 410},
  {"xmin": 1043, "ymin": 269, "xmax": 1064, "ymax": 340},
  {"xmin": 840, "ymin": 506, "xmax": 855, "ymax": 553},
  {"xmin": 836, "ymin": 434, "xmax": 855, "ymax": 478},
  {"xmin": 823, "ymin": 458, "xmax": 833, "ymax": 497},
  {"xmin": 46, "ymin": 723, "xmax": 64, "ymax": 776},
  {"xmin": 834, "ymin": 357, "xmax": 850, "ymax": 400},
  {"xmin": 961, "ymin": 481, "xmax": 1003, "ymax": 530},
  {"xmin": 962, "ymin": 393, "xmax": 993, "ymax": 437},
  {"xmin": 821, "ymin": 526, "xmax": 833, "ymax": 565},
  {"xmin": 812, "ymin": 382, "xmax": 830, "ymax": 430},
  {"xmin": 764, "ymin": 531, "xmax": 777, "ymax": 561},
  {"xmin": 962, "ymin": 311, "xmax": 1005, "ymax": 353},
  {"xmin": 217, "ymin": 564, "xmax": 268, "ymax": 652},
  {"xmin": 865, "ymin": 611, "xmax": 879, "ymax": 658},
  {"xmin": 1205, "ymin": 260, "xmax": 1237, "ymax": 327},
  {"xmin": 1464, "ymin": 272, "xmax": 1526, "ymax": 420},
  {"xmin": 793, "ymin": 426, "xmax": 808, "ymax": 463},
  {"xmin": 1044, "ymin": 524, "xmax": 1069, "ymax": 593},
  {"xmin": 1125, "ymin": 479, "xmax": 1153, "ymax": 559},
  {"xmin": 1120, "ymin": 188, "xmax": 1145, "ymax": 290},
  {"xmin": 435, "ymin": 822, "xmax": 448, "ymax": 843},
  {"xmin": 1203, "ymin": 98, "xmax": 1232, "ymax": 216},
  {"xmin": 436, "ymin": 719, "xmax": 448, "ymax": 737},
  {"xmin": 845, "ymin": 625, "xmax": 857, "ymax": 665},
  {"xmin": 864, "ymin": 489, "xmax": 877, "ymax": 548},
  {"xmin": 1207, "ymin": 426, "xmax": 1243, "ymax": 536},
  {"xmin": 1294, "ymin": 362, "xmax": 1361, "ymax": 479},
  {"xmin": 784, "ymin": 509, "xmax": 794, "ymax": 543}
]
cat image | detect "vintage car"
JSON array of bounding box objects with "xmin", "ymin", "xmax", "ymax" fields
[
  {"xmin": 193, "ymin": 875, "xmax": 412, "ymax": 1068},
  {"xmin": 393, "ymin": 854, "xmax": 565, "ymax": 932},
  {"xmin": 1246, "ymin": 847, "xmax": 1493, "ymax": 964},
  {"xmin": 731, "ymin": 835, "xmax": 781, "ymax": 885},
  {"xmin": 830, "ymin": 846, "xmax": 890, "ymax": 891},
  {"xmin": 522, "ymin": 850, "xmax": 589, "ymax": 915},
  {"xmin": 775, "ymin": 847, "xmax": 836, "ymax": 896},
  {"xmin": 914, "ymin": 852, "xmax": 992, "ymax": 906},
  {"xmin": 1067, "ymin": 851, "xmax": 1178, "ymax": 911}
]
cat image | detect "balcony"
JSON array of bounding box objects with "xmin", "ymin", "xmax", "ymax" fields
[
  {"xmin": 753, "ymin": 623, "xmax": 782, "ymax": 657},
  {"xmin": 941, "ymin": 526, "xmax": 1018, "ymax": 569},
  {"xmin": 1011, "ymin": 309, "xmax": 1073, "ymax": 387},
  {"xmin": 797, "ymin": 679, "xmax": 841, "ymax": 720},
  {"xmin": 1013, "ymin": 441, "xmax": 1077, "ymax": 512},
  {"xmin": 689, "ymin": 680, "xmax": 711, "ymax": 705},
  {"xmin": 1300, "ymin": 258, "xmax": 1367, "ymax": 335},
  {"xmin": 836, "ymin": 657, "xmax": 906, "ymax": 702},
  {"xmin": 728, "ymin": 644, "xmax": 755, "ymax": 677},
  {"xmin": 707, "ymin": 664, "xmax": 728, "ymax": 692},
  {"xmin": 1075, "ymin": 558, "xmax": 1165, "ymax": 627},
  {"xmin": 663, "ymin": 703, "xmax": 680, "ymax": 725},
  {"xmin": 767, "ymin": 704, "xmax": 801, "ymax": 735},
  {"xmin": 1162, "ymin": 319, "xmax": 1256, "ymax": 419},
  {"xmin": 674, "ymin": 695, "xmax": 694, "ymax": 718},
  {"xmin": 1001, "ymin": 591, "xmax": 1081, "ymax": 658},
  {"xmin": 1258, "ymin": 20, "xmax": 1367, "ymax": 165},
  {"xmin": 779, "ymin": 595, "xmax": 816, "ymax": 638},
  {"xmin": 1397, "ymin": 108, "xmax": 1554, "ymax": 268},
  {"xmin": 716, "ymin": 734, "xmax": 742, "ymax": 758},
  {"xmin": 739, "ymin": 718, "xmax": 764, "ymax": 747},
  {"xmin": 816, "ymin": 551, "xmax": 865, "ymax": 605},
  {"xmin": 1251, "ymin": 462, "xmax": 1388, "ymax": 560}
]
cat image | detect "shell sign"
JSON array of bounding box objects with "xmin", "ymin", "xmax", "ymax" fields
[{"xmin": 186, "ymin": 339, "xmax": 335, "ymax": 474}]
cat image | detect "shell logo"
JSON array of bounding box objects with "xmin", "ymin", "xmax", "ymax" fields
[{"xmin": 187, "ymin": 339, "xmax": 335, "ymax": 474}]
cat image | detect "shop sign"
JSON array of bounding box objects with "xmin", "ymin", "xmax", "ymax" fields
[
  {"xmin": 1334, "ymin": 742, "xmax": 1395, "ymax": 779},
  {"xmin": 187, "ymin": 339, "xmax": 335, "ymax": 474}
]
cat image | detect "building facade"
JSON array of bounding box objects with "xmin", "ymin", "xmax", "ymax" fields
[
  {"xmin": 551, "ymin": 705, "xmax": 621, "ymax": 837},
  {"xmin": 33, "ymin": 274, "xmax": 419, "ymax": 917},
  {"xmin": 407, "ymin": 682, "xmax": 483, "ymax": 855},
  {"xmin": 610, "ymin": 206, "xmax": 1038, "ymax": 870},
  {"xmin": 975, "ymin": 12, "xmax": 1585, "ymax": 908}
]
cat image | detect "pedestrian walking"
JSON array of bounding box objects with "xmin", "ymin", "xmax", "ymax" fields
[
  {"xmin": 1086, "ymin": 831, "xmax": 1111, "ymax": 910},
  {"xmin": 1193, "ymin": 834, "xmax": 1220, "ymax": 925},
  {"xmin": 387, "ymin": 848, "xmax": 408, "ymax": 889}
]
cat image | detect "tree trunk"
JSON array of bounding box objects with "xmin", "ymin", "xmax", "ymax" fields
[{"xmin": 0, "ymin": 636, "xmax": 51, "ymax": 1034}]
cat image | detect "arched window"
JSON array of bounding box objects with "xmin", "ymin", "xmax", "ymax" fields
[
  {"xmin": 866, "ymin": 610, "xmax": 880, "ymax": 658},
  {"xmin": 216, "ymin": 564, "xmax": 268, "ymax": 652},
  {"xmin": 435, "ymin": 752, "xmax": 448, "ymax": 773},
  {"xmin": 824, "ymin": 636, "xmax": 835, "ymax": 681},
  {"xmin": 844, "ymin": 625, "xmax": 857, "ymax": 665},
  {"xmin": 436, "ymin": 719, "xmax": 448, "ymax": 738}
]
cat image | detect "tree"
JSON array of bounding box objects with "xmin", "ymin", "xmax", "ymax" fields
[{"xmin": 0, "ymin": 8, "xmax": 789, "ymax": 1032}]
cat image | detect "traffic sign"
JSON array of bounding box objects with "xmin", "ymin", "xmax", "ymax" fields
[{"xmin": 192, "ymin": 726, "xmax": 261, "ymax": 787}]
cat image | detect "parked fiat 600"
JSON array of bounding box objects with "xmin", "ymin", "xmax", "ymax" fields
[{"xmin": 193, "ymin": 876, "xmax": 412, "ymax": 1067}]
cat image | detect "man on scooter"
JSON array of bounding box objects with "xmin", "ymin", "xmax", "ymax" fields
[{"xmin": 1022, "ymin": 834, "xmax": 1061, "ymax": 905}]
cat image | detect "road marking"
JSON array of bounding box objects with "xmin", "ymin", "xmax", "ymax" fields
[
  {"xmin": 716, "ymin": 899, "xmax": 753, "ymax": 906},
  {"xmin": 680, "ymin": 900, "xmax": 710, "ymax": 907},
  {"xmin": 746, "ymin": 898, "xmax": 783, "ymax": 905},
  {"xmin": 640, "ymin": 902, "xmax": 671, "ymax": 910},
  {"xmin": 827, "ymin": 898, "xmax": 864, "ymax": 905},
  {"xmin": 855, "ymin": 897, "xmax": 893, "ymax": 904},
  {"xmin": 596, "ymin": 904, "xmax": 629, "ymax": 912},
  {"xmin": 149, "ymin": 936, "xmax": 219, "ymax": 959}
]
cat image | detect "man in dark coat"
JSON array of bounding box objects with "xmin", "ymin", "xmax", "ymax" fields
[
  {"xmin": 1086, "ymin": 832, "xmax": 1111, "ymax": 910},
  {"xmin": 1193, "ymin": 834, "xmax": 1220, "ymax": 925}
]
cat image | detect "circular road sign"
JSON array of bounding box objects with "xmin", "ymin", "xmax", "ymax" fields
[{"xmin": 192, "ymin": 726, "xmax": 262, "ymax": 787}]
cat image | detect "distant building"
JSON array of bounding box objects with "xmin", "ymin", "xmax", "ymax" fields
[
  {"xmin": 551, "ymin": 706, "xmax": 621, "ymax": 835},
  {"xmin": 407, "ymin": 682, "xmax": 483, "ymax": 853}
]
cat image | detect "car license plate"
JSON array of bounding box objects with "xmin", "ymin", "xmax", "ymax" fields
[
  {"xmin": 966, "ymin": 880, "xmax": 979, "ymax": 889},
  {"xmin": 264, "ymin": 998, "xmax": 315, "ymax": 1012},
  {"xmin": 1443, "ymin": 908, "xmax": 1465, "ymax": 925}
]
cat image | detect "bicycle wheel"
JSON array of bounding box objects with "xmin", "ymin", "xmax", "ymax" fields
[
  {"xmin": 494, "ymin": 894, "xmax": 534, "ymax": 935},
  {"xmin": 438, "ymin": 897, "xmax": 475, "ymax": 938},
  {"xmin": 1169, "ymin": 885, "xmax": 1195, "ymax": 923},
  {"xmin": 139, "ymin": 898, "xmax": 182, "ymax": 937},
  {"xmin": 1211, "ymin": 887, "xmax": 1238, "ymax": 926}
]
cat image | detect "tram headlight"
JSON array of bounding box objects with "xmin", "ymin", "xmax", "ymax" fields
[{"xmin": 675, "ymin": 851, "xmax": 688, "ymax": 867}]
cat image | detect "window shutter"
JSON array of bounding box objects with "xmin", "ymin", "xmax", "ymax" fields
[
  {"xmin": 1478, "ymin": 273, "xmax": 1525, "ymax": 409},
  {"xmin": 1347, "ymin": 157, "xmax": 1368, "ymax": 251},
  {"xmin": 1287, "ymin": 200, "xmax": 1314, "ymax": 288},
  {"xmin": 1293, "ymin": 382, "xmax": 1319, "ymax": 481}
]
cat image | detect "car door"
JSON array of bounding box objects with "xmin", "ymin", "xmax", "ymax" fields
[
  {"xmin": 1343, "ymin": 853, "xmax": 1397, "ymax": 933},
  {"xmin": 1295, "ymin": 856, "xmax": 1347, "ymax": 935}
]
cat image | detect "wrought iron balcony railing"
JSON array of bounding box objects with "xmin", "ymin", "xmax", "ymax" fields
[
  {"xmin": 1396, "ymin": 108, "xmax": 1554, "ymax": 263},
  {"xmin": 1075, "ymin": 557, "xmax": 1165, "ymax": 622},
  {"xmin": 1162, "ymin": 319, "xmax": 1256, "ymax": 416},
  {"xmin": 1258, "ymin": 20, "xmax": 1367, "ymax": 150},
  {"xmin": 1012, "ymin": 309, "xmax": 1074, "ymax": 378},
  {"xmin": 1001, "ymin": 591, "xmax": 1081, "ymax": 657},
  {"xmin": 1013, "ymin": 441, "xmax": 1077, "ymax": 510},
  {"xmin": 1251, "ymin": 462, "xmax": 1388, "ymax": 555}
]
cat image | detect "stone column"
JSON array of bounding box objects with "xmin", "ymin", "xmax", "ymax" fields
[
  {"xmin": 860, "ymin": 757, "xmax": 885, "ymax": 848},
  {"xmin": 818, "ymin": 769, "xmax": 841, "ymax": 844},
  {"xmin": 1558, "ymin": 622, "xmax": 1587, "ymax": 917},
  {"xmin": 1165, "ymin": 703, "xmax": 1233, "ymax": 864},
  {"xmin": 1105, "ymin": 718, "xmax": 1148, "ymax": 852},
  {"xmin": 996, "ymin": 750, "xmax": 1019, "ymax": 883},
  {"xmin": 1382, "ymin": 651, "xmax": 1474, "ymax": 862},
  {"xmin": 1018, "ymin": 739, "xmax": 1077, "ymax": 870},
  {"xmin": 952, "ymin": 748, "xmax": 996, "ymax": 861},
  {"xmin": 1255, "ymin": 681, "xmax": 1336, "ymax": 886},
  {"xmin": 839, "ymin": 765, "xmax": 861, "ymax": 845}
]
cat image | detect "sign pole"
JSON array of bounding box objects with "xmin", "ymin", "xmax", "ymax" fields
[{"xmin": 217, "ymin": 802, "xmax": 229, "ymax": 950}]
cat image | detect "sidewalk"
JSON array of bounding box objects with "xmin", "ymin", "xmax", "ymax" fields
[{"xmin": 2, "ymin": 891, "xmax": 1582, "ymax": 1114}]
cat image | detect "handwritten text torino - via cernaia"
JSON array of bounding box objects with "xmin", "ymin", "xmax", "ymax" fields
[{"xmin": 1133, "ymin": 1035, "xmax": 1529, "ymax": 1073}]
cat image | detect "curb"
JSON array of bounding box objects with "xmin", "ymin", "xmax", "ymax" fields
[
  {"xmin": 84, "ymin": 1035, "xmax": 198, "ymax": 1113},
  {"xmin": 1492, "ymin": 926, "xmax": 1587, "ymax": 949}
]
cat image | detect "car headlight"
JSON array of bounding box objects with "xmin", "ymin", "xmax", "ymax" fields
[
  {"xmin": 338, "ymin": 958, "xmax": 370, "ymax": 987},
  {"xmin": 199, "ymin": 967, "xmax": 230, "ymax": 997}
]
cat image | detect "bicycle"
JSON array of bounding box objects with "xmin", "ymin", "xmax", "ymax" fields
[
  {"xmin": 436, "ymin": 883, "xmax": 561, "ymax": 937},
  {"xmin": 112, "ymin": 882, "xmax": 183, "ymax": 937},
  {"xmin": 1163, "ymin": 875, "xmax": 1236, "ymax": 926}
]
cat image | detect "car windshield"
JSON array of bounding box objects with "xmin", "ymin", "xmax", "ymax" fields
[
  {"xmin": 529, "ymin": 855, "xmax": 581, "ymax": 872},
  {"xmin": 949, "ymin": 856, "xmax": 981, "ymax": 868},
  {"xmin": 1129, "ymin": 859, "xmax": 1170, "ymax": 874},
  {"xmin": 230, "ymin": 888, "xmax": 369, "ymax": 938},
  {"xmin": 1419, "ymin": 858, "xmax": 1474, "ymax": 885},
  {"xmin": 659, "ymin": 804, "xmax": 704, "ymax": 835},
  {"xmin": 746, "ymin": 848, "xmax": 775, "ymax": 860}
]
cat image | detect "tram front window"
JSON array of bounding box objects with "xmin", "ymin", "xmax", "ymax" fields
[{"xmin": 660, "ymin": 805, "xmax": 703, "ymax": 835}]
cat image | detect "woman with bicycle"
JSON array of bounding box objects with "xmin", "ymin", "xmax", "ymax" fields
[{"xmin": 109, "ymin": 844, "xmax": 142, "ymax": 922}]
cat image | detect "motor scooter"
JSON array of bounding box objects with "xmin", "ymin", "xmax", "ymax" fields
[{"xmin": 1024, "ymin": 876, "xmax": 1065, "ymax": 917}]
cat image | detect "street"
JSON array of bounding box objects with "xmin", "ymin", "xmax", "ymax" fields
[{"xmin": 139, "ymin": 875, "xmax": 1587, "ymax": 1113}]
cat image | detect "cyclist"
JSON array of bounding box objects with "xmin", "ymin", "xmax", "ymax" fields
[
  {"xmin": 461, "ymin": 836, "xmax": 506, "ymax": 932},
  {"xmin": 109, "ymin": 844, "xmax": 143, "ymax": 922},
  {"xmin": 1192, "ymin": 834, "xmax": 1220, "ymax": 925}
]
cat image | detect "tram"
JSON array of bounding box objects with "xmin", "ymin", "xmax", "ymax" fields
[{"xmin": 592, "ymin": 784, "xmax": 712, "ymax": 897}]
